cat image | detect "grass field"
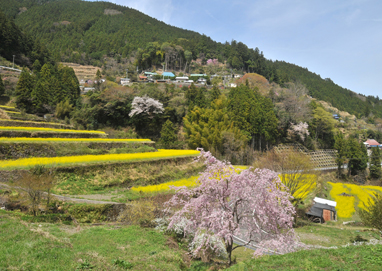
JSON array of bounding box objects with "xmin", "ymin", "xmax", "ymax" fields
[
  {"xmin": 0, "ymin": 210, "xmax": 189, "ymax": 271},
  {"xmin": 1, "ymin": 209, "xmax": 381, "ymax": 270},
  {"xmin": 228, "ymin": 243, "xmax": 382, "ymax": 270}
]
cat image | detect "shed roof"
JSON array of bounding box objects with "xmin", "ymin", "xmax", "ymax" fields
[
  {"xmin": 314, "ymin": 197, "xmax": 337, "ymax": 207},
  {"xmin": 190, "ymin": 74, "xmax": 207, "ymax": 77},
  {"xmin": 162, "ymin": 72, "xmax": 175, "ymax": 77}
]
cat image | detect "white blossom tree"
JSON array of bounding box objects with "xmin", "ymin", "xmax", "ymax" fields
[
  {"xmin": 166, "ymin": 149, "xmax": 301, "ymax": 265},
  {"xmin": 129, "ymin": 95, "xmax": 164, "ymax": 118},
  {"xmin": 287, "ymin": 122, "xmax": 310, "ymax": 142}
]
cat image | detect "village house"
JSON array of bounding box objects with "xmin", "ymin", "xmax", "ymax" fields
[
  {"xmin": 197, "ymin": 77, "xmax": 207, "ymax": 84},
  {"xmin": 363, "ymin": 139, "xmax": 381, "ymax": 149},
  {"xmin": 175, "ymin": 76, "xmax": 189, "ymax": 83},
  {"xmin": 120, "ymin": 78, "xmax": 130, "ymax": 86},
  {"xmin": 138, "ymin": 75, "xmax": 148, "ymax": 82}
]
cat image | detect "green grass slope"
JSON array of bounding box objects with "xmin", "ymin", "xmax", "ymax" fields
[{"xmin": 0, "ymin": 209, "xmax": 188, "ymax": 270}]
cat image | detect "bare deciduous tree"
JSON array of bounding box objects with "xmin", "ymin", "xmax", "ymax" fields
[
  {"xmin": 17, "ymin": 166, "xmax": 55, "ymax": 216},
  {"xmin": 253, "ymin": 149, "xmax": 316, "ymax": 208}
]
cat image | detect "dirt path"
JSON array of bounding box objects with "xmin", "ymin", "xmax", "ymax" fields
[{"xmin": 0, "ymin": 182, "xmax": 122, "ymax": 205}]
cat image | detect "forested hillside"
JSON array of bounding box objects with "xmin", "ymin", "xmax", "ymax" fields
[
  {"xmin": 0, "ymin": 0, "xmax": 275, "ymax": 79},
  {"xmin": 0, "ymin": 9, "xmax": 53, "ymax": 68},
  {"xmin": 272, "ymin": 60, "xmax": 382, "ymax": 118},
  {"xmin": 1, "ymin": 0, "xmax": 382, "ymax": 119}
]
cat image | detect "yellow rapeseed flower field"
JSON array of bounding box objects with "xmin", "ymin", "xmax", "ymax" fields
[
  {"xmin": 0, "ymin": 149, "xmax": 200, "ymax": 170},
  {"xmin": 131, "ymin": 166, "xmax": 248, "ymax": 194},
  {"xmin": 0, "ymin": 137, "xmax": 152, "ymax": 143},
  {"xmin": 328, "ymin": 182, "xmax": 382, "ymax": 218},
  {"xmin": 0, "ymin": 106, "xmax": 16, "ymax": 109},
  {"xmin": 131, "ymin": 176, "xmax": 200, "ymax": 193},
  {"xmin": 131, "ymin": 167, "xmax": 318, "ymax": 199},
  {"xmin": 0, "ymin": 126, "xmax": 105, "ymax": 134},
  {"xmin": 277, "ymin": 174, "xmax": 317, "ymax": 202}
]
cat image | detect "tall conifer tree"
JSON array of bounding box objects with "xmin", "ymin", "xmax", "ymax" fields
[{"xmin": 15, "ymin": 68, "xmax": 35, "ymax": 112}]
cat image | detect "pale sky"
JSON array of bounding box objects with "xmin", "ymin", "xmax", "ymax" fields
[{"xmin": 91, "ymin": 0, "xmax": 382, "ymax": 98}]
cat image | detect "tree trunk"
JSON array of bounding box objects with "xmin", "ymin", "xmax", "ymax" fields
[{"xmin": 226, "ymin": 238, "xmax": 233, "ymax": 266}]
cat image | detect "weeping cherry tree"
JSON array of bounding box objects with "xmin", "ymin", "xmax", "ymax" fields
[{"xmin": 166, "ymin": 150, "xmax": 301, "ymax": 265}]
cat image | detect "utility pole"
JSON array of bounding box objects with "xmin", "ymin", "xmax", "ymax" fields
[
  {"xmin": 12, "ymin": 55, "xmax": 15, "ymax": 69},
  {"xmin": 136, "ymin": 66, "xmax": 138, "ymax": 81},
  {"xmin": 126, "ymin": 69, "xmax": 128, "ymax": 79}
]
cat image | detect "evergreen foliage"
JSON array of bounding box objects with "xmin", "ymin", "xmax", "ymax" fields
[
  {"xmin": 0, "ymin": 73, "xmax": 4, "ymax": 96},
  {"xmin": 183, "ymin": 99, "xmax": 247, "ymax": 157},
  {"xmin": 227, "ymin": 85, "xmax": 278, "ymax": 150},
  {"xmin": 55, "ymin": 99, "xmax": 73, "ymax": 119},
  {"xmin": 15, "ymin": 64, "xmax": 79, "ymax": 114},
  {"xmin": 334, "ymin": 132, "xmax": 347, "ymax": 177},
  {"xmin": 185, "ymin": 83, "xmax": 206, "ymax": 109},
  {"xmin": 309, "ymin": 105, "xmax": 336, "ymax": 149},
  {"xmin": 369, "ymin": 147, "xmax": 382, "ymax": 179},
  {"xmin": 347, "ymin": 138, "xmax": 368, "ymax": 176},
  {"xmin": 15, "ymin": 68, "xmax": 35, "ymax": 111},
  {"xmin": 0, "ymin": 8, "xmax": 53, "ymax": 68},
  {"xmin": 159, "ymin": 119, "xmax": 177, "ymax": 148}
]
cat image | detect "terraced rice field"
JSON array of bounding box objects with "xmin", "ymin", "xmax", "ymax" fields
[
  {"xmin": 0, "ymin": 126, "xmax": 105, "ymax": 134},
  {"xmin": 0, "ymin": 119, "xmax": 72, "ymax": 127},
  {"xmin": 0, "ymin": 137, "xmax": 153, "ymax": 143},
  {"xmin": 328, "ymin": 182, "xmax": 382, "ymax": 218},
  {"xmin": 0, "ymin": 149, "xmax": 200, "ymax": 170}
]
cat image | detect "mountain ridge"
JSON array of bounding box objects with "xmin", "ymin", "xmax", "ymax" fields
[{"xmin": 1, "ymin": 0, "xmax": 382, "ymax": 119}]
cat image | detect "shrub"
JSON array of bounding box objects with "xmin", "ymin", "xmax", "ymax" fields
[
  {"xmin": 66, "ymin": 204, "xmax": 113, "ymax": 223},
  {"xmin": 359, "ymin": 193, "xmax": 382, "ymax": 231},
  {"xmin": 119, "ymin": 199, "xmax": 156, "ymax": 227},
  {"xmin": 55, "ymin": 99, "xmax": 73, "ymax": 119}
]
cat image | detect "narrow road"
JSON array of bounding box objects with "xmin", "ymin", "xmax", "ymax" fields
[{"xmin": 0, "ymin": 182, "xmax": 122, "ymax": 205}]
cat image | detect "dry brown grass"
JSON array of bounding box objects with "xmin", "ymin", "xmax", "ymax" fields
[{"xmin": 0, "ymin": 109, "xmax": 10, "ymax": 119}]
